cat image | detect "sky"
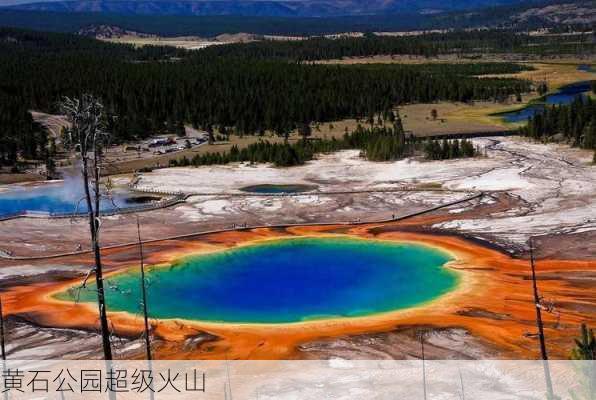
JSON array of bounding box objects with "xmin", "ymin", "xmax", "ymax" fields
[
  {"xmin": 0, "ymin": 0, "xmax": 287, "ymax": 4},
  {"xmin": 0, "ymin": 0, "xmax": 283, "ymax": 5},
  {"xmin": 0, "ymin": 0, "xmax": 55, "ymax": 4},
  {"xmin": 5, "ymin": 0, "xmax": 137, "ymax": 5},
  {"xmin": 0, "ymin": 0, "xmax": 282, "ymax": 5}
]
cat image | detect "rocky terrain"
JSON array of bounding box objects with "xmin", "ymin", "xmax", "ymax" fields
[
  {"xmin": 77, "ymin": 24, "xmax": 155, "ymax": 39},
  {"xmin": 513, "ymin": 1, "xmax": 596, "ymax": 25}
]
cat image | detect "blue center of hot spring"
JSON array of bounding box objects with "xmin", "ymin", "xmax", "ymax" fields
[{"xmin": 64, "ymin": 237, "xmax": 458, "ymax": 324}]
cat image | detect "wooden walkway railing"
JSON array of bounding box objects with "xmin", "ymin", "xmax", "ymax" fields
[{"xmin": 0, "ymin": 192, "xmax": 483, "ymax": 261}]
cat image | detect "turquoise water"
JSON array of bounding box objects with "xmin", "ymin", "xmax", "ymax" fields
[
  {"xmin": 0, "ymin": 182, "xmax": 146, "ymax": 217},
  {"xmin": 500, "ymin": 81, "xmax": 593, "ymax": 123},
  {"xmin": 240, "ymin": 184, "xmax": 318, "ymax": 194},
  {"xmin": 61, "ymin": 237, "xmax": 458, "ymax": 324}
]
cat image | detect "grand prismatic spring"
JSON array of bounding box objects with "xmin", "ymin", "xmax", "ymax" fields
[{"xmin": 58, "ymin": 237, "xmax": 458, "ymax": 324}]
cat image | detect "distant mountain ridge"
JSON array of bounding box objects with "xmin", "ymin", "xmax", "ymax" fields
[
  {"xmin": 6, "ymin": 0, "xmax": 536, "ymax": 17},
  {"xmin": 0, "ymin": 0, "xmax": 592, "ymax": 36}
]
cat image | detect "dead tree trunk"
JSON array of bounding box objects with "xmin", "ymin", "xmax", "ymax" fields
[
  {"xmin": 61, "ymin": 95, "xmax": 113, "ymax": 361},
  {"xmin": 136, "ymin": 217, "xmax": 152, "ymax": 361},
  {"xmin": 420, "ymin": 331, "xmax": 427, "ymax": 400},
  {"xmin": 82, "ymin": 152, "xmax": 112, "ymax": 360},
  {"xmin": 136, "ymin": 217, "xmax": 155, "ymax": 400},
  {"xmin": 529, "ymin": 237, "xmax": 555, "ymax": 400},
  {"xmin": 458, "ymin": 368, "xmax": 465, "ymax": 400},
  {"xmin": 0, "ymin": 298, "xmax": 6, "ymax": 400},
  {"xmin": 0, "ymin": 297, "xmax": 5, "ymax": 361}
]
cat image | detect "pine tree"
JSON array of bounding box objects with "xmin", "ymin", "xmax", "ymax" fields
[
  {"xmin": 298, "ymin": 122, "xmax": 312, "ymax": 142},
  {"xmin": 571, "ymin": 324, "xmax": 596, "ymax": 360}
]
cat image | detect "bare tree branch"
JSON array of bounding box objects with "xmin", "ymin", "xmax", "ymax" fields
[{"xmin": 61, "ymin": 94, "xmax": 113, "ymax": 361}]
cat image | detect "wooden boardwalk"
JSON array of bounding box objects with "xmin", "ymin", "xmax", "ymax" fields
[{"xmin": 0, "ymin": 192, "xmax": 483, "ymax": 261}]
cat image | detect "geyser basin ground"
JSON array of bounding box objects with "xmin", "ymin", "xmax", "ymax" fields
[{"xmin": 58, "ymin": 237, "xmax": 458, "ymax": 324}]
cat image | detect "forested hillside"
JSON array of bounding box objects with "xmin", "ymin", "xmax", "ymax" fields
[
  {"xmin": 0, "ymin": 92, "xmax": 47, "ymax": 168},
  {"xmin": 0, "ymin": 10, "xmax": 433, "ymax": 36},
  {"xmin": 169, "ymin": 122, "xmax": 478, "ymax": 167},
  {"xmin": 0, "ymin": 27, "xmax": 186, "ymax": 58},
  {"xmin": 200, "ymin": 30, "xmax": 596, "ymax": 60},
  {"xmin": 0, "ymin": 28, "xmax": 532, "ymax": 167},
  {"xmin": 520, "ymin": 95, "xmax": 596, "ymax": 160}
]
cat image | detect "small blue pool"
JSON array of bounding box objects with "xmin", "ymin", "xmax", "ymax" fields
[{"xmin": 240, "ymin": 184, "xmax": 318, "ymax": 194}]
